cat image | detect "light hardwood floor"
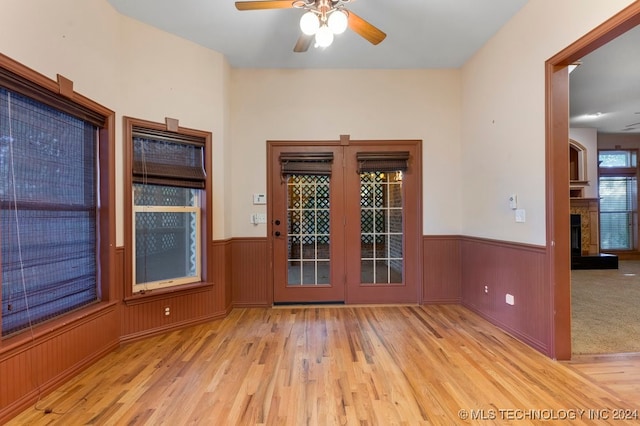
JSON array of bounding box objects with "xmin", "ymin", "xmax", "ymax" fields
[
  {"xmin": 567, "ymin": 353, "xmax": 640, "ymax": 402},
  {"xmin": 8, "ymin": 305, "xmax": 640, "ymax": 425}
]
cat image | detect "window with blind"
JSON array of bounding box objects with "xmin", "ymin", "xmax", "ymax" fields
[
  {"xmin": 598, "ymin": 150, "xmax": 638, "ymax": 251},
  {"xmin": 0, "ymin": 88, "xmax": 100, "ymax": 336},
  {"xmin": 126, "ymin": 119, "xmax": 210, "ymax": 293}
]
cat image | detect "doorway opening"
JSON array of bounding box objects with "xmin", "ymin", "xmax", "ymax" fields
[{"xmin": 547, "ymin": 2, "xmax": 640, "ymax": 359}]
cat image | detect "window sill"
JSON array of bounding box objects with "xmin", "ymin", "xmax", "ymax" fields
[{"xmin": 124, "ymin": 281, "xmax": 214, "ymax": 306}]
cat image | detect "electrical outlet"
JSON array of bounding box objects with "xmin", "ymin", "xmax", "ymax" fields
[
  {"xmin": 505, "ymin": 294, "xmax": 515, "ymax": 305},
  {"xmin": 484, "ymin": 285, "xmax": 489, "ymax": 294},
  {"xmin": 164, "ymin": 306, "xmax": 170, "ymax": 316}
]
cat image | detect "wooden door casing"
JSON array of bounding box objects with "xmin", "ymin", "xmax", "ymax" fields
[
  {"xmin": 268, "ymin": 139, "xmax": 422, "ymax": 305},
  {"xmin": 270, "ymin": 143, "xmax": 346, "ymax": 303},
  {"xmin": 344, "ymin": 141, "xmax": 422, "ymax": 304}
]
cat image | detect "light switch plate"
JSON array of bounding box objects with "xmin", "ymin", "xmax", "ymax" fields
[
  {"xmin": 251, "ymin": 213, "xmax": 267, "ymax": 224},
  {"xmin": 515, "ymin": 209, "xmax": 526, "ymax": 223},
  {"xmin": 253, "ymin": 194, "xmax": 266, "ymax": 205}
]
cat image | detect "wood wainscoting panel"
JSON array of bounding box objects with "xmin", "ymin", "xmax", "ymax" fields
[
  {"xmin": 422, "ymin": 235, "xmax": 461, "ymax": 304},
  {"xmin": 0, "ymin": 304, "xmax": 119, "ymax": 423},
  {"xmin": 231, "ymin": 238, "xmax": 269, "ymax": 307},
  {"xmin": 119, "ymin": 239, "xmax": 232, "ymax": 342},
  {"xmin": 211, "ymin": 239, "xmax": 233, "ymax": 314},
  {"xmin": 120, "ymin": 287, "xmax": 221, "ymax": 342},
  {"xmin": 460, "ymin": 237, "xmax": 550, "ymax": 356}
]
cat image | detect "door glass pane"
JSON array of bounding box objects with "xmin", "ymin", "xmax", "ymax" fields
[
  {"xmin": 360, "ymin": 171, "xmax": 403, "ymax": 283},
  {"xmin": 287, "ymin": 174, "xmax": 330, "ymax": 285}
]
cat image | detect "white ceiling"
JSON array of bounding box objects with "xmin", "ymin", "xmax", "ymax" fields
[
  {"xmin": 569, "ymin": 24, "xmax": 640, "ymax": 135},
  {"xmin": 106, "ymin": 0, "xmax": 640, "ymax": 135},
  {"xmin": 107, "ymin": 0, "xmax": 528, "ymax": 69}
]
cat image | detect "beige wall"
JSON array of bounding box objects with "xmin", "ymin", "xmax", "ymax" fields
[
  {"xmin": 2, "ymin": 0, "xmax": 638, "ymax": 245},
  {"xmin": 0, "ymin": 0, "xmax": 121, "ymax": 108},
  {"xmin": 229, "ymin": 69, "xmax": 462, "ymax": 236},
  {"xmin": 460, "ymin": 0, "xmax": 635, "ymax": 245},
  {"xmin": 118, "ymin": 16, "xmax": 230, "ymax": 240},
  {"xmin": 0, "ymin": 0, "xmax": 230, "ymax": 244}
]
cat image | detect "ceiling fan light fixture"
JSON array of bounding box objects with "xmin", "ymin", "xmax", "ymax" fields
[
  {"xmin": 327, "ymin": 10, "xmax": 348, "ymax": 34},
  {"xmin": 315, "ymin": 24, "xmax": 334, "ymax": 47},
  {"xmin": 300, "ymin": 11, "xmax": 320, "ymax": 35}
]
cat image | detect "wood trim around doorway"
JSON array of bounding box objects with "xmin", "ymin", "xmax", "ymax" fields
[{"xmin": 546, "ymin": 2, "xmax": 640, "ymax": 360}]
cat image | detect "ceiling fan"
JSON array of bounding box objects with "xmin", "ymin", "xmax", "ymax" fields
[{"xmin": 235, "ymin": 0, "xmax": 386, "ymax": 52}]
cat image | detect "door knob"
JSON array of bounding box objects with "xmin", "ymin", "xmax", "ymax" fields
[
  {"xmin": 275, "ymin": 231, "xmax": 281, "ymax": 237},
  {"xmin": 275, "ymin": 219, "xmax": 281, "ymax": 226}
]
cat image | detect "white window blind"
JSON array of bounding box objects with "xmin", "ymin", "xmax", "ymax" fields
[{"xmin": 599, "ymin": 176, "xmax": 637, "ymax": 250}]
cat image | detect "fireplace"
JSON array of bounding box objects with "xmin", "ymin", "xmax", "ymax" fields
[
  {"xmin": 569, "ymin": 200, "xmax": 618, "ymax": 270},
  {"xmin": 570, "ymin": 214, "xmax": 581, "ymax": 256},
  {"xmin": 569, "ymin": 198, "xmax": 600, "ymax": 255}
]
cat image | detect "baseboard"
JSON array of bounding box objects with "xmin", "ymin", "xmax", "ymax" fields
[
  {"xmin": 422, "ymin": 298, "xmax": 461, "ymax": 305},
  {"xmin": 120, "ymin": 312, "xmax": 227, "ymax": 344}
]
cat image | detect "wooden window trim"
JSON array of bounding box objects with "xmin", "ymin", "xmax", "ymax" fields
[
  {"xmin": 0, "ymin": 52, "xmax": 116, "ymax": 342},
  {"xmin": 123, "ymin": 116, "xmax": 213, "ymax": 301}
]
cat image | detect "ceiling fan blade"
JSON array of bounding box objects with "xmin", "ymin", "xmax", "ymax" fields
[
  {"xmin": 347, "ymin": 11, "xmax": 386, "ymax": 45},
  {"xmin": 235, "ymin": 1, "xmax": 295, "ymax": 11},
  {"xmin": 294, "ymin": 34, "xmax": 313, "ymax": 52}
]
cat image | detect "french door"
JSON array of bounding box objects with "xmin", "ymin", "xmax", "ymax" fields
[{"xmin": 268, "ymin": 140, "xmax": 421, "ymax": 304}]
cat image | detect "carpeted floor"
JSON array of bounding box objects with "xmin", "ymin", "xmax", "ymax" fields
[{"xmin": 571, "ymin": 260, "xmax": 640, "ymax": 354}]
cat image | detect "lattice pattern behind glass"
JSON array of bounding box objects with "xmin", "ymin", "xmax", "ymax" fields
[
  {"xmin": 287, "ymin": 175, "xmax": 330, "ymax": 285},
  {"xmin": 133, "ymin": 184, "xmax": 198, "ymax": 286},
  {"xmin": 360, "ymin": 172, "xmax": 403, "ymax": 284}
]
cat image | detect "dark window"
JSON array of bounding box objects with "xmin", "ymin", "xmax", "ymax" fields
[{"xmin": 1, "ymin": 89, "xmax": 99, "ymax": 336}]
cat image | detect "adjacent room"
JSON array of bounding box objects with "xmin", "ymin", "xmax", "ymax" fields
[{"xmin": 568, "ymin": 24, "xmax": 640, "ymax": 356}]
